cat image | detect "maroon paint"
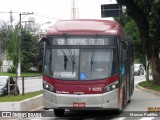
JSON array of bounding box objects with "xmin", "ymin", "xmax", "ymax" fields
[{"xmin": 43, "ymin": 74, "xmax": 120, "ymax": 94}]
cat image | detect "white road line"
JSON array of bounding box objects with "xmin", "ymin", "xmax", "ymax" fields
[
  {"xmin": 140, "ymin": 117, "xmax": 155, "ymax": 120},
  {"xmin": 111, "ymin": 117, "xmax": 126, "ymax": 120}
]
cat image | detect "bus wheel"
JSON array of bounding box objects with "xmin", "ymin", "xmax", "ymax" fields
[
  {"xmin": 114, "ymin": 109, "xmax": 122, "ymax": 115},
  {"xmin": 54, "ymin": 109, "xmax": 65, "ymax": 117},
  {"xmin": 127, "ymin": 99, "xmax": 131, "ymax": 103}
]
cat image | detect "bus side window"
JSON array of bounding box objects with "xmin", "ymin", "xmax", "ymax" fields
[{"xmin": 121, "ymin": 41, "xmax": 128, "ymax": 63}]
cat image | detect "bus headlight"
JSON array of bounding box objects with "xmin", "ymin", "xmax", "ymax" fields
[
  {"xmin": 43, "ymin": 81, "xmax": 55, "ymax": 93},
  {"xmin": 104, "ymin": 81, "xmax": 119, "ymax": 93}
]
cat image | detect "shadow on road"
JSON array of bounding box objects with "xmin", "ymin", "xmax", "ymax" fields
[{"xmin": 43, "ymin": 110, "xmax": 120, "ymax": 120}]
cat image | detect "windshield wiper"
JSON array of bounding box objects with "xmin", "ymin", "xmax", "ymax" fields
[
  {"xmin": 68, "ymin": 49, "xmax": 75, "ymax": 74},
  {"xmin": 62, "ymin": 50, "xmax": 73, "ymax": 71},
  {"xmin": 72, "ymin": 51, "xmax": 75, "ymax": 74},
  {"xmin": 90, "ymin": 50, "xmax": 95, "ymax": 74},
  {"xmin": 63, "ymin": 54, "xmax": 68, "ymax": 71},
  {"xmin": 52, "ymin": 36, "xmax": 75, "ymax": 72}
]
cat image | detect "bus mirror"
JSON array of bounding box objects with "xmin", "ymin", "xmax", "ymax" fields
[
  {"xmin": 121, "ymin": 50, "xmax": 127, "ymax": 63},
  {"xmin": 36, "ymin": 36, "xmax": 47, "ymax": 46}
]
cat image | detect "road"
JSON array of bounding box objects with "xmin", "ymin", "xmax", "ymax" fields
[
  {"xmin": 134, "ymin": 74, "xmax": 152, "ymax": 84},
  {"xmin": 17, "ymin": 76, "xmax": 43, "ymax": 93},
  {"xmin": 21, "ymin": 74, "xmax": 160, "ymax": 120},
  {"xmin": 124, "ymin": 75, "xmax": 160, "ymax": 111}
]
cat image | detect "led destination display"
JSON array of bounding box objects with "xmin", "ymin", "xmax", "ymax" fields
[{"xmin": 49, "ymin": 37, "xmax": 115, "ymax": 45}]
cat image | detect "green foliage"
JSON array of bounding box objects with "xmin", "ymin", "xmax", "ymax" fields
[
  {"xmin": 115, "ymin": 13, "xmax": 145, "ymax": 64},
  {"xmin": 21, "ymin": 29, "xmax": 37, "ymax": 72},
  {"xmin": 7, "ymin": 65, "xmax": 17, "ymax": 73},
  {"xmin": 125, "ymin": 20, "xmax": 145, "ymax": 64},
  {"xmin": 5, "ymin": 25, "xmax": 38, "ymax": 72},
  {"xmin": 138, "ymin": 81, "xmax": 160, "ymax": 92},
  {"xmin": 117, "ymin": 0, "xmax": 160, "ymax": 85},
  {"xmin": 0, "ymin": 72, "xmax": 42, "ymax": 77},
  {"xmin": 0, "ymin": 90, "xmax": 42, "ymax": 102},
  {"xmin": 6, "ymin": 25, "xmax": 20, "ymax": 65}
]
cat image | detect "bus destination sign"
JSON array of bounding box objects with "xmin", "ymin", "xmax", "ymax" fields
[{"xmin": 52, "ymin": 38, "xmax": 114, "ymax": 45}]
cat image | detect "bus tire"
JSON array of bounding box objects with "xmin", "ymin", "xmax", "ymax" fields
[
  {"xmin": 113, "ymin": 109, "xmax": 122, "ymax": 115},
  {"xmin": 54, "ymin": 109, "xmax": 65, "ymax": 117},
  {"xmin": 127, "ymin": 99, "xmax": 131, "ymax": 103}
]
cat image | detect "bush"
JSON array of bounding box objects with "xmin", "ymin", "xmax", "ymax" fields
[{"xmin": 7, "ymin": 66, "xmax": 17, "ymax": 73}]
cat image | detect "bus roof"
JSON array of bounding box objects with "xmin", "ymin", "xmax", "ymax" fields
[{"xmin": 47, "ymin": 19, "xmax": 124, "ymax": 36}]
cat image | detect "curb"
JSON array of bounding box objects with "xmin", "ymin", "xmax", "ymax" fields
[
  {"xmin": 136, "ymin": 83, "xmax": 160, "ymax": 96},
  {"xmin": 0, "ymin": 94, "xmax": 43, "ymax": 111}
]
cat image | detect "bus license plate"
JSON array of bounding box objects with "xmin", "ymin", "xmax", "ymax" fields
[{"xmin": 73, "ymin": 102, "xmax": 86, "ymax": 107}]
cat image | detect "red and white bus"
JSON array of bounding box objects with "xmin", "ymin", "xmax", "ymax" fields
[{"xmin": 39, "ymin": 19, "xmax": 134, "ymax": 116}]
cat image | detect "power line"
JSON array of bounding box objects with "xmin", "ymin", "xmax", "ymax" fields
[
  {"xmin": 0, "ymin": 11, "xmax": 21, "ymax": 13},
  {"xmin": 17, "ymin": 12, "xmax": 34, "ymax": 77},
  {"xmin": 34, "ymin": 12, "xmax": 62, "ymax": 20},
  {"xmin": 0, "ymin": 11, "xmax": 34, "ymax": 26}
]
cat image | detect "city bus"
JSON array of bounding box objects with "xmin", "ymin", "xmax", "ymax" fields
[{"xmin": 38, "ymin": 19, "xmax": 134, "ymax": 116}]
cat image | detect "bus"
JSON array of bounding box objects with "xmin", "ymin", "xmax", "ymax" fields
[{"xmin": 38, "ymin": 19, "xmax": 134, "ymax": 116}]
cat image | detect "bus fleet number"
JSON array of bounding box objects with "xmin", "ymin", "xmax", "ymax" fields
[{"xmin": 89, "ymin": 87, "xmax": 102, "ymax": 92}]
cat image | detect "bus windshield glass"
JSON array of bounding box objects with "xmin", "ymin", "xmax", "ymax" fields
[{"xmin": 44, "ymin": 37, "xmax": 118, "ymax": 80}]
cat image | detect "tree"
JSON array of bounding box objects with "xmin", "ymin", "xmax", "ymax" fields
[
  {"xmin": 6, "ymin": 25, "xmax": 19, "ymax": 68},
  {"xmin": 21, "ymin": 29, "xmax": 38, "ymax": 72},
  {"xmin": 0, "ymin": 59, "xmax": 2, "ymax": 69},
  {"xmin": 115, "ymin": 13, "xmax": 145, "ymax": 64},
  {"xmin": 117, "ymin": 0, "xmax": 160, "ymax": 85},
  {"xmin": 6, "ymin": 25, "xmax": 38, "ymax": 72}
]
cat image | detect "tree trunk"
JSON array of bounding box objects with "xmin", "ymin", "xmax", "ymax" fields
[
  {"xmin": 149, "ymin": 53, "xmax": 160, "ymax": 85},
  {"xmin": 145, "ymin": 61, "xmax": 150, "ymax": 82}
]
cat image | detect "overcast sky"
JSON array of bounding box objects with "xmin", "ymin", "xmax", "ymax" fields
[{"xmin": 0, "ymin": 0, "xmax": 117, "ymax": 28}]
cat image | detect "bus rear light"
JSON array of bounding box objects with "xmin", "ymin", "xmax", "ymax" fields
[
  {"xmin": 43, "ymin": 81, "xmax": 55, "ymax": 93},
  {"xmin": 104, "ymin": 81, "xmax": 119, "ymax": 93}
]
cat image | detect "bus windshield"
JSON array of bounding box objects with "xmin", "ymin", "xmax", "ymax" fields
[{"xmin": 44, "ymin": 48, "xmax": 118, "ymax": 80}]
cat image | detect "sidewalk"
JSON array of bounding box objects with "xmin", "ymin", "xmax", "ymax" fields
[{"xmin": 0, "ymin": 94, "xmax": 43, "ymax": 111}]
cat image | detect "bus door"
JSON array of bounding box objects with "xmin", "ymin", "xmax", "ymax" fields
[{"xmin": 121, "ymin": 41, "xmax": 129, "ymax": 104}]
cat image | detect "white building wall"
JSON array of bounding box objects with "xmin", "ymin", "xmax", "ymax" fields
[{"xmin": 1, "ymin": 60, "xmax": 13, "ymax": 72}]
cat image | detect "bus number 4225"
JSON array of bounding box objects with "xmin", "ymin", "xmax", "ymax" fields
[{"xmin": 89, "ymin": 87, "xmax": 102, "ymax": 92}]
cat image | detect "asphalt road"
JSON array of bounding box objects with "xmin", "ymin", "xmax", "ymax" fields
[
  {"xmin": 17, "ymin": 76, "xmax": 43, "ymax": 93},
  {"xmin": 124, "ymin": 76, "xmax": 160, "ymax": 111}
]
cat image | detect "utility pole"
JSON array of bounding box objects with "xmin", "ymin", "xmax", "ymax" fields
[
  {"xmin": 14, "ymin": 12, "xmax": 34, "ymax": 96},
  {"xmin": 18, "ymin": 12, "xmax": 33, "ymax": 77},
  {"xmin": 23, "ymin": 21, "xmax": 34, "ymax": 31},
  {"xmin": 0, "ymin": 10, "xmax": 20, "ymax": 30},
  {"xmin": 71, "ymin": 0, "xmax": 79, "ymax": 19},
  {"xmin": 9, "ymin": 10, "xmax": 13, "ymax": 30}
]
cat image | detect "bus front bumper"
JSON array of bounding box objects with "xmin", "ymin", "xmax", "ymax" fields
[{"xmin": 43, "ymin": 89, "xmax": 119, "ymax": 110}]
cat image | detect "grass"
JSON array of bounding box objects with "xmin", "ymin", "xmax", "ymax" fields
[
  {"xmin": 138, "ymin": 80, "xmax": 160, "ymax": 92},
  {"xmin": 0, "ymin": 90, "xmax": 43, "ymax": 102},
  {"xmin": 0, "ymin": 71, "xmax": 42, "ymax": 77}
]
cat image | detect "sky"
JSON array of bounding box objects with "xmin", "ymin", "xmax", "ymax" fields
[{"xmin": 0, "ymin": 0, "xmax": 117, "ymax": 29}]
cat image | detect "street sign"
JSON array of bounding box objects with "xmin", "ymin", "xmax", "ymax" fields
[{"xmin": 101, "ymin": 4, "xmax": 122, "ymax": 17}]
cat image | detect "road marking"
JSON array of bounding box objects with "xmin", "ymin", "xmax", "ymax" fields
[
  {"xmin": 140, "ymin": 117, "xmax": 155, "ymax": 120},
  {"xmin": 111, "ymin": 117, "xmax": 126, "ymax": 120}
]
